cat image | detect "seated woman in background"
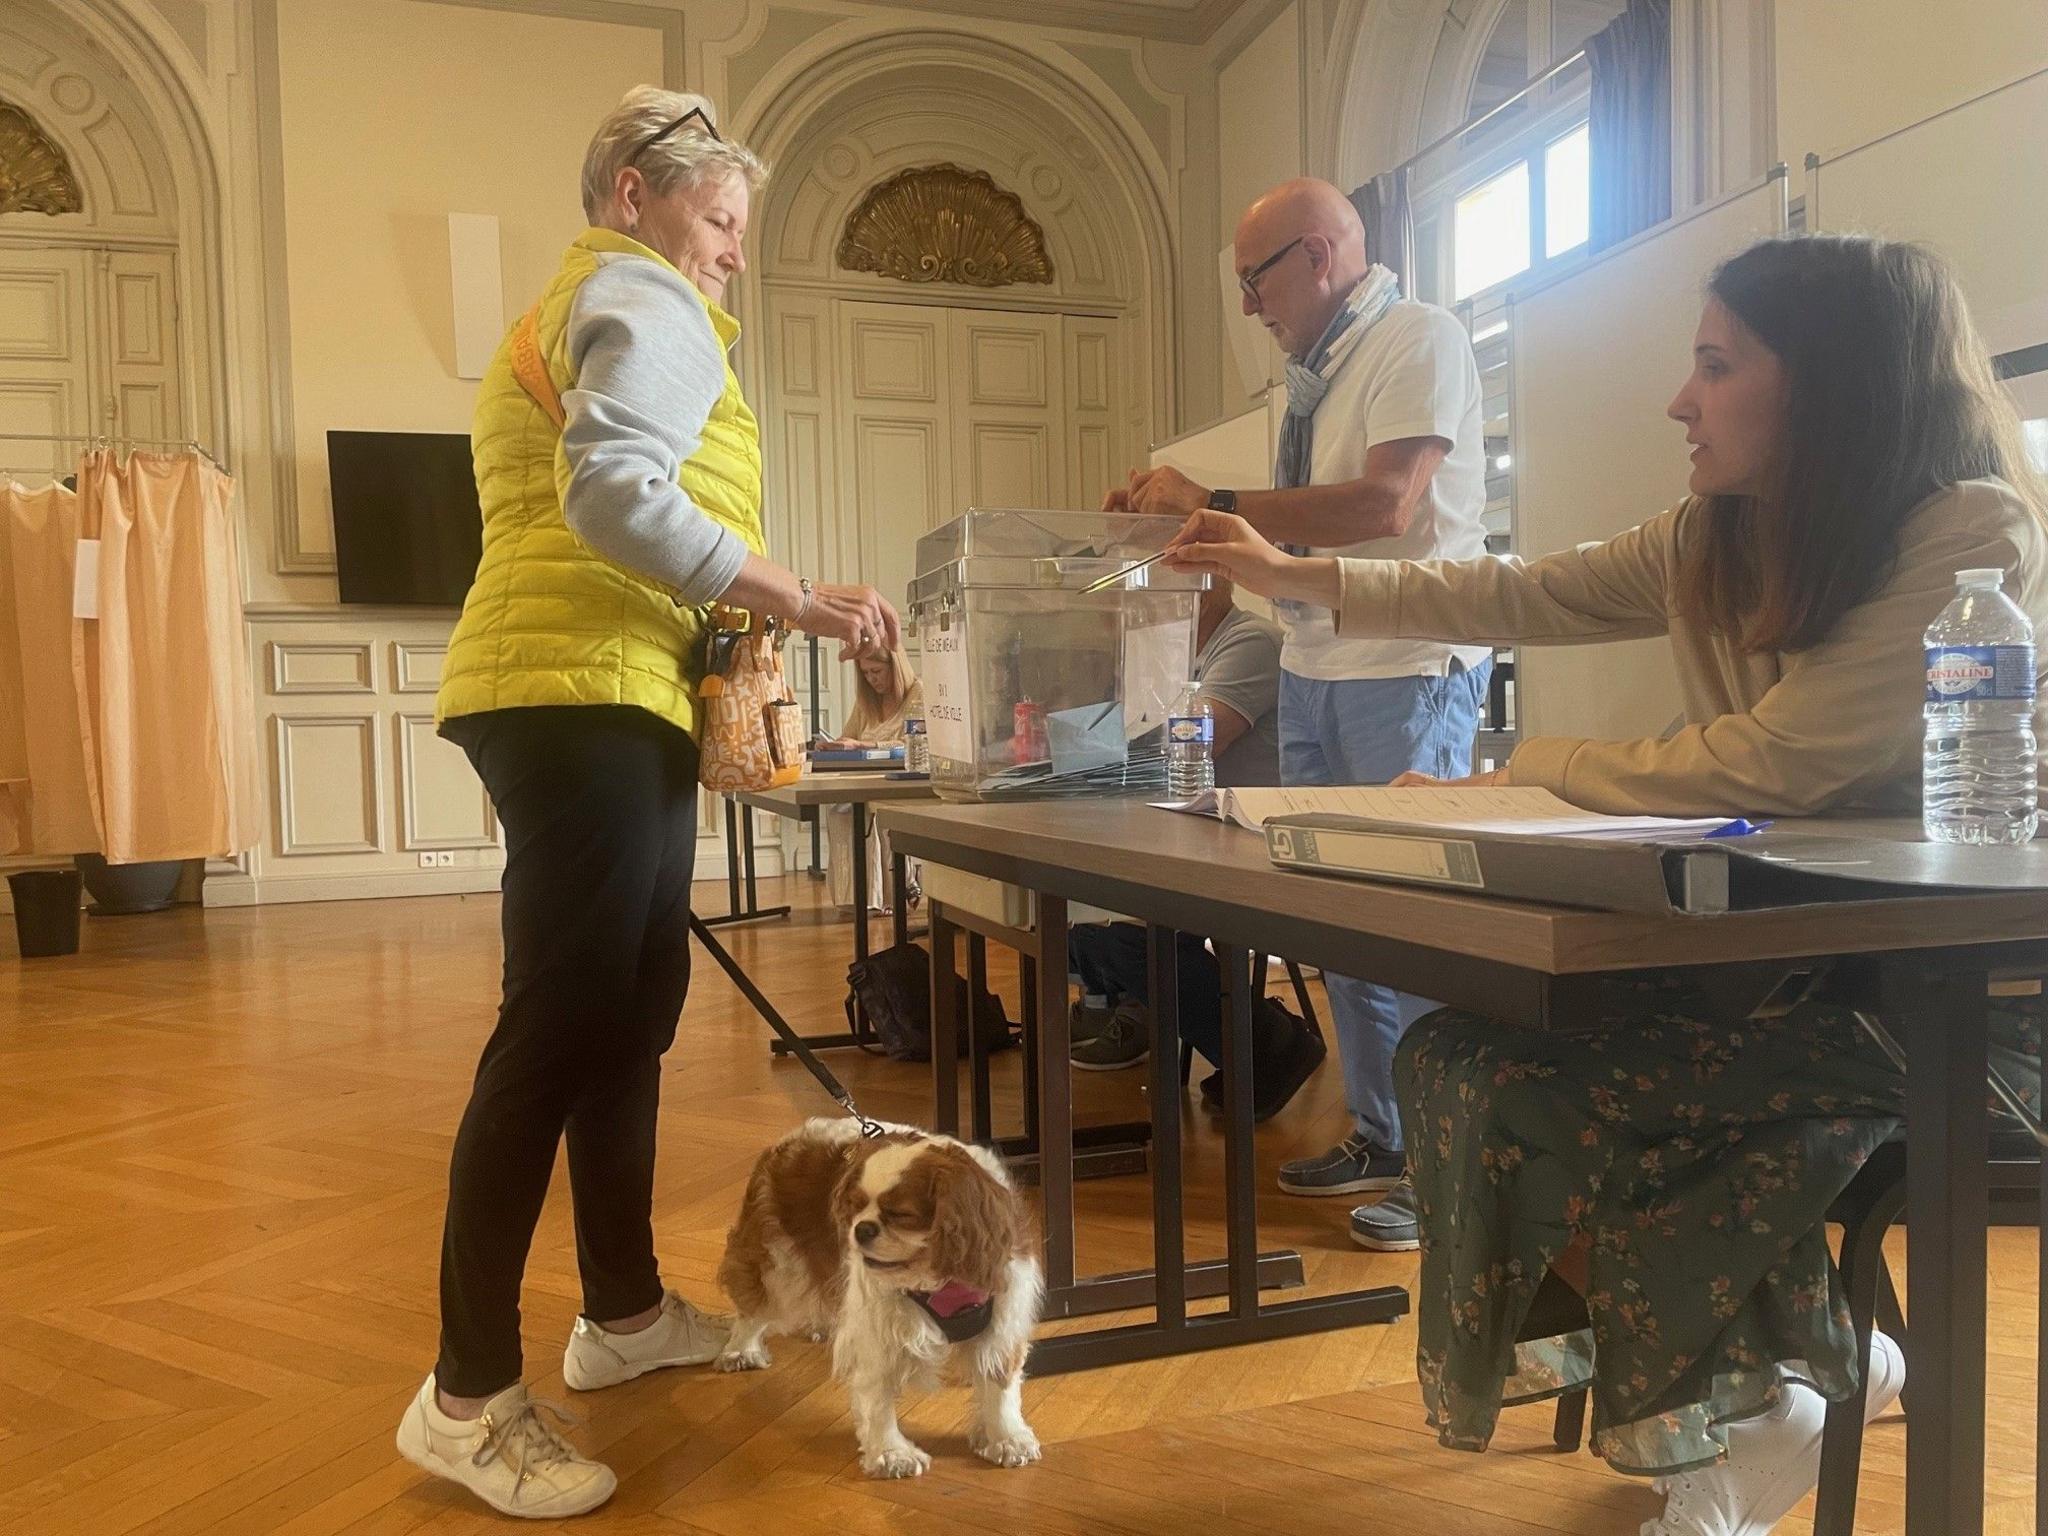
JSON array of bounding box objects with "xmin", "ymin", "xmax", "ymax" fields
[
  {"xmin": 1165, "ymin": 233, "xmax": 2047, "ymax": 1536},
  {"xmin": 826, "ymin": 644, "xmax": 923, "ymax": 913}
]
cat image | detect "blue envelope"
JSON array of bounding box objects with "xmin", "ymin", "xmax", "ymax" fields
[{"xmin": 1047, "ymin": 700, "xmax": 1127, "ymax": 777}]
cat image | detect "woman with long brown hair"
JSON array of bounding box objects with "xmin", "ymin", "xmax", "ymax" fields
[
  {"xmin": 1165, "ymin": 234, "xmax": 2048, "ymax": 1535},
  {"xmin": 825, "ymin": 644, "xmax": 923, "ymax": 911}
]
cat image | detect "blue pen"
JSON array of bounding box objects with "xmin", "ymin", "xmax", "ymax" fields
[{"xmin": 1705, "ymin": 818, "xmax": 1774, "ymax": 838}]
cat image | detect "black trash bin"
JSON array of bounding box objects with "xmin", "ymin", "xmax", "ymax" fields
[{"xmin": 8, "ymin": 868, "xmax": 83, "ymax": 958}]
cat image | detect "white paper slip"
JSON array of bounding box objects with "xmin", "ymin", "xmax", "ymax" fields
[
  {"xmin": 1153, "ymin": 784, "xmax": 1729, "ymax": 840},
  {"xmin": 72, "ymin": 538, "xmax": 100, "ymax": 620}
]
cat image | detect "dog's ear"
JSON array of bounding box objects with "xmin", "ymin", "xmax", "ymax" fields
[{"xmin": 926, "ymin": 1149, "xmax": 1019, "ymax": 1294}]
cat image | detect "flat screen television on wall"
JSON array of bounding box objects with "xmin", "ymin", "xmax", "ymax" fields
[{"xmin": 328, "ymin": 430, "xmax": 483, "ymax": 606}]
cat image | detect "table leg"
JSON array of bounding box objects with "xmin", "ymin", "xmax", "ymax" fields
[
  {"xmin": 1219, "ymin": 945, "xmax": 1259, "ymax": 1319},
  {"xmin": 1021, "ymin": 962, "xmax": 1041, "ymax": 1141},
  {"xmin": 892, "ymin": 849, "xmax": 909, "ymax": 950},
  {"xmin": 850, "ymin": 801, "xmax": 870, "ymax": 1041},
  {"xmin": 702, "ymin": 802, "xmax": 791, "ymax": 929},
  {"xmin": 930, "ymin": 905, "xmax": 960, "ymax": 1137},
  {"xmin": 1148, "ymin": 924, "xmax": 1186, "ymax": 1329},
  {"xmin": 740, "ymin": 803, "xmax": 759, "ymax": 913},
  {"xmin": 725, "ymin": 797, "xmax": 741, "ymax": 915},
  {"xmin": 968, "ymin": 933, "xmax": 995, "ymax": 1142},
  {"xmin": 1895, "ymin": 960, "xmax": 1990, "ymax": 1536},
  {"xmin": 1038, "ymin": 893, "xmax": 1074, "ymax": 1292}
]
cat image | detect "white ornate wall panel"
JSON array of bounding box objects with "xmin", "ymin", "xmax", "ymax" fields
[
  {"xmin": 390, "ymin": 641, "xmax": 443, "ymax": 694},
  {"xmin": 271, "ymin": 713, "xmax": 383, "ymax": 857},
  {"xmin": 209, "ymin": 613, "xmax": 510, "ymax": 905},
  {"xmin": 268, "ymin": 640, "xmax": 372, "ymax": 694},
  {"xmin": 396, "ymin": 712, "xmax": 497, "ymax": 852}
]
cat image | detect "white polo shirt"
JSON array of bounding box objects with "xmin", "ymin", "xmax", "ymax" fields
[{"xmin": 1279, "ymin": 298, "xmax": 1493, "ymax": 681}]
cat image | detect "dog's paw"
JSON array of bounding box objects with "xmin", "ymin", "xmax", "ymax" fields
[
  {"xmin": 862, "ymin": 1443, "xmax": 931, "ymax": 1480},
  {"xmin": 714, "ymin": 1344, "xmax": 771, "ymax": 1373},
  {"xmin": 970, "ymin": 1428, "xmax": 1042, "ymax": 1468}
]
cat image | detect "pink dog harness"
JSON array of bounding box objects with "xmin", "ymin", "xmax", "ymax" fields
[{"xmin": 909, "ymin": 1280, "xmax": 994, "ymax": 1343}]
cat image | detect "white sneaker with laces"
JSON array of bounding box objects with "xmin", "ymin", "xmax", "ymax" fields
[
  {"xmin": 1642, "ymin": 1331, "xmax": 1905, "ymax": 1536},
  {"xmin": 395, "ymin": 1375, "xmax": 615, "ymax": 1519},
  {"xmin": 562, "ymin": 1289, "xmax": 731, "ymax": 1391}
]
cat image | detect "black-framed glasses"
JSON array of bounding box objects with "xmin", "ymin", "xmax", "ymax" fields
[
  {"xmin": 633, "ymin": 106, "xmax": 720, "ymax": 160},
  {"xmin": 1238, "ymin": 236, "xmax": 1304, "ymax": 301}
]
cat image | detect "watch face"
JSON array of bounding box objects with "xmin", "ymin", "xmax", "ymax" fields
[{"xmin": 1208, "ymin": 489, "xmax": 1237, "ymax": 514}]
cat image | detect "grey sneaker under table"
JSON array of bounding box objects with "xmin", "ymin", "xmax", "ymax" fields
[
  {"xmin": 1276, "ymin": 1131, "xmax": 1405, "ymax": 1196},
  {"xmin": 1350, "ymin": 1175, "xmax": 1421, "ymax": 1252}
]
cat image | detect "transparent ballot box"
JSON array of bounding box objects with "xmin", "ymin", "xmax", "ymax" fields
[{"xmin": 907, "ymin": 508, "xmax": 1205, "ymax": 803}]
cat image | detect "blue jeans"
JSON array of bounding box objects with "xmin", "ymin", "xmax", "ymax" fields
[{"xmin": 1280, "ymin": 663, "xmax": 1490, "ymax": 1152}]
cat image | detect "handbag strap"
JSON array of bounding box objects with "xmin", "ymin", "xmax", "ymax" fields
[{"xmin": 511, "ymin": 304, "xmax": 567, "ymax": 430}]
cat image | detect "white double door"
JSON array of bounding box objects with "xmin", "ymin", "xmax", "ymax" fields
[
  {"xmin": 0, "ymin": 243, "xmax": 183, "ymax": 479},
  {"xmin": 835, "ymin": 298, "xmax": 1123, "ymax": 627}
]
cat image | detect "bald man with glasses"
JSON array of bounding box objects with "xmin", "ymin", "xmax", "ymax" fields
[{"xmin": 1105, "ymin": 177, "xmax": 1491, "ymax": 1254}]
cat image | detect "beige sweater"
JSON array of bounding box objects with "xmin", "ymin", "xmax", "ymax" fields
[
  {"xmin": 842, "ymin": 678, "xmax": 925, "ymax": 746},
  {"xmin": 1336, "ymin": 478, "xmax": 2048, "ymax": 816}
]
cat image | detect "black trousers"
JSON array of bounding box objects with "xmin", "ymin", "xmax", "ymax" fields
[{"xmin": 435, "ymin": 705, "xmax": 699, "ymax": 1396}]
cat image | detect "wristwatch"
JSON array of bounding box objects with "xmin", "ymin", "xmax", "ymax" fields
[{"xmin": 1205, "ymin": 488, "xmax": 1238, "ymax": 514}]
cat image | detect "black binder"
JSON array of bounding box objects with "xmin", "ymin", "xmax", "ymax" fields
[{"xmin": 1263, "ymin": 814, "xmax": 2048, "ymax": 915}]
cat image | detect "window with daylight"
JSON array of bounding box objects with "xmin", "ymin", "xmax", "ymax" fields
[
  {"xmin": 1448, "ymin": 117, "xmax": 1595, "ymax": 300},
  {"xmin": 1413, "ymin": 0, "xmax": 1623, "ymax": 304}
]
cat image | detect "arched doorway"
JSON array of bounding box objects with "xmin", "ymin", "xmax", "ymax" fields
[
  {"xmin": 0, "ymin": 0, "xmax": 221, "ymax": 485},
  {"xmin": 734, "ymin": 32, "xmax": 1177, "ymax": 625}
]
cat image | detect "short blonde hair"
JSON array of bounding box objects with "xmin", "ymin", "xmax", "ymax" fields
[{"xmin": 580, "ymin": 86, "xmax": 768, "ymax": 222}]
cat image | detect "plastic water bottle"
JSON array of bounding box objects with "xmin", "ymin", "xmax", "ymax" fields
[
  {"xmin": 1924, "ymin": 567, "xmax": 2038, "ymax": 844},
  {"xmin": 904, "ymin": 713, "xmax": 929, "ymax": 774},
  {"xmin": 1166, "ymin": 681, "xmax": 1215, "ymax": 799}
]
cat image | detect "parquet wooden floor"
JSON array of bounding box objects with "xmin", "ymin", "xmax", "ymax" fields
[{"xmin": 1, "ymin": 876, "xmax": 2037, "ymax": 1533}]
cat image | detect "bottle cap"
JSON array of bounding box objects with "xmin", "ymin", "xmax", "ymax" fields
[{"xmin": 1957, "ymin": 568, "xmax": 2007, "ymax": 587}]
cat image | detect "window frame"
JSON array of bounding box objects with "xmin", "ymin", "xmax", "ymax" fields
[{"xmin": 1413, "ymin": 68, "xmax": 1598, "ymax": 307}]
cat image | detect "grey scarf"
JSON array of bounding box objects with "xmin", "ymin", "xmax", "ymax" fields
[{"xmin": 1272, "ymin": 263, "xmax": 1402, "ymax": 491}]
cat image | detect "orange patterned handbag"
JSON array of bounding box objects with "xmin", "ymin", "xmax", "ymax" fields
[
  {"xmin": 697, "ymin": 609, "xmax": 804, "ymax": 793},
  {"xmin": 508, "ymin": 303, "xmax": 801, "ymax": 793}
]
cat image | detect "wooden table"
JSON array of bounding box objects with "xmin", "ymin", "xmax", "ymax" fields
[
  {"xmin": 877, "ymin": 799, "xmax": 2048, "ymax": 1536},
  {"xmin": 725, "ymin": 773, "xmax": 936, "ymax": 1050}
]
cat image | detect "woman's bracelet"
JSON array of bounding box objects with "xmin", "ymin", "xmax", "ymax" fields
[{"xmin": 793, "ymin": 577, "xmax": 814, "ymax": 626}]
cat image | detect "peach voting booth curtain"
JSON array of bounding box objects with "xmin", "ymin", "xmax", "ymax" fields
[
  {"xmin": 0, "ymin": 452, "xmax": 259, "ymax": 862},
  {"xmin": 0, "ymin": 479, "xmax": 101, "ymax": 857},
  {"xmin": 79, "ymin": 450, "xmax": 261, "ymax": 863}
]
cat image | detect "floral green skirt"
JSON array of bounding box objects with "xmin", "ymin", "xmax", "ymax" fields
[{"xmin": 1395, "ymin": 973, "xmax": 2042, "ymax": 1476}]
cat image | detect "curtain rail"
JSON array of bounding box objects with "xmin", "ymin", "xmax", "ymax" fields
[{"xmin": 1386, "ymin": 48, "xmax": 1590, "ymax": 183}]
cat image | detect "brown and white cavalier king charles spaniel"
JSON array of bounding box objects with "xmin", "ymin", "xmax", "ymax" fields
[{"xmin": 716, "ymin": 1117, "xmax": 1043, "ymax": 1478}]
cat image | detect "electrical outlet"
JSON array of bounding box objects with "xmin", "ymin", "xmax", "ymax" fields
[
  {"xmin": 418, "ymin": 852, "xmax": 435, "ymax": 869},
  {"xmin": 434, "ymin": 850, "xmax": 456, "ymax": 868}
]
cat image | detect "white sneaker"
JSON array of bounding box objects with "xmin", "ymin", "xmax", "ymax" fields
[
  {"xmin": 395, "ymin": 1375, "xmax": 616, "ymax": 1519},
  {"xmin": 562, "ymin": 1289, "xmax": 731, "ymax": 1391},
  {"xmin": 1642, "ymin": 1332, "xmax": 1905, "ymax": 1536}
]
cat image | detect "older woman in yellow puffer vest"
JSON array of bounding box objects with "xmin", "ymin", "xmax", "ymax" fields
[{"xmin": 400, "ymin": 88, "xmax": 899, "ymax": 1522}]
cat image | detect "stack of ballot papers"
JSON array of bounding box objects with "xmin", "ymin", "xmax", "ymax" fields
[{"xmin": 1155, "ymin": 785, "xmax": 1730, "ymax": 840}]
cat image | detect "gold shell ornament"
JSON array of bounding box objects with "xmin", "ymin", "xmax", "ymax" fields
[
  {"xmin": 0, "ymin": 102, "xmax": 83, "ymax": 216},
  {"xmin": 837, "ymin": 163, "xmax": 1053, "ymax": 287}
]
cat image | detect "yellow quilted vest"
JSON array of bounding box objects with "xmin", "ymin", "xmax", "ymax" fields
[{"xmin": 436, "ymin": 228, "xmax": 765, "ymax": 737}]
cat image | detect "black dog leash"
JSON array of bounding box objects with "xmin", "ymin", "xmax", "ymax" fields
[{"xmin": 689, "ymin": 913, "xmax": 885, "ymax": 1138}]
